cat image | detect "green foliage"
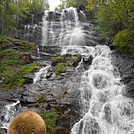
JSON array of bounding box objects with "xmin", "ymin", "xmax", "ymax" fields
[
  {"xmin": 95, "ymin": 6, "xmax": 116, "ymax": 36},
  {"xmin": 29, "ymin": 0, "xmax": 49, "ymax": 14},
  {"xmin": 1, "ymin": 63, "xmax": 38, "ymax": 90},
  {"xmin": 51, "ymin": 56, "xmax": 64, "ymax": 66},
  {"xmin": 113, "ymin": 29, "xmax": 134, "ymax": 56},
  {"xmin": 59, "ymin": 0, "xmax": 88, "ymax": 10},
  {"xmin": 54, "ymin": 63, "xmax": 66, "ymax": 75},
  {"xmin": 70, "ymin": 54, "xmax": 81, "ymax": 63},
  {"xmin": 40, "ymin": 108, "xmax": 57, "ymax": 134},
  {"xmin": 0, "ymin": 49, "xmax": 17, "ymax": 60},
  {"xmin": 0, "ymin": 0, "xmax": 49, "ymax": 34},
  {"xmin": 113, "ymin": 29, "xmax": 130, "ymax": 47},
  {"xmin": 0, "ymin": 35, "xmax": 38, "ymax": 90},
  {"xmin": 51, "ymin": 53, "xmax": 81, "ymax": 75},
  {"xmin": 85, "ymin": 0, "xmax": 134, "ymax": 56},
  {"xmin": 0, "ymin": 0, "xmax": 30, "ymax": 34},
  {"xmin": 0, "ymin": 35, "xmax": 35, "ymax": 52}
]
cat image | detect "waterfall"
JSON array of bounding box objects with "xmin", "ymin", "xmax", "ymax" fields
[
  {"xmin": 39, "ymin": 7, "xmax": 134, "ymax": 134},
  {"xmin": 31, "ymin": 14, "xmax": 34, "ymax": 24},
  {"xmin": 41, "ymin": 7, "xmax": 87, "ymax": 47},
  {"xmin": 42, "ymin": 10, "xmax": 49, "ymax": 46},
  {"xmin": 33, "ymin": 65, "xmax": 50, "ymax": 84},
  {"xmin": 1, "ymin": 7, "xmax": 133, "ymax": 134},
  {"xmin": 0, "ymin": 100, "xmax": 20, "ymax": 129},
  {"xmin": 71, "ymin": 45, "xmax": 134, "ymax": 134}
]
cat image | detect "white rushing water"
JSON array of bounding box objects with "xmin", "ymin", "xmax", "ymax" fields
[
  {"xmin": 42, "ymin": 10, "xmax": 49, "ymax": 46},
  {"xmin": 1, "ymin": 100, "xmax": 20, "ymax": 129},
  {"xmin": 71, "ymin": 45, "xmax": 134, "ymax": 134},
  {"xmin": 33, "ymin": 65, "xmax": 50, "ymax": 84},
  {"xmin": 41, "ymin": 7, "xmax": 87, "ymax": 47},
  {"xmin": 34, "ymin": 7, "xmax": 134, "ymax": 134}
]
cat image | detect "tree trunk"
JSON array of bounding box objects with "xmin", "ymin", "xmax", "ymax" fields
[{"xmin": 0, "ymin": 9, "xmax": 5, "ymax": 34}]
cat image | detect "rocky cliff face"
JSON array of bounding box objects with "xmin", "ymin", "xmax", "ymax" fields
[
  {"xmin": 1, "ymin": 7, "xmax": 134, "ymax": 134},
  {"xmin": 111, "ymin": 51, "xmax": 134, "ymax": 97}
]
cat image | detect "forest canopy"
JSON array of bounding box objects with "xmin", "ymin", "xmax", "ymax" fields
[
  {"xmin": 0, "ymin": 0, "xmax": 49, "ymax": 34},
  {"xmin": 0, "ymin": 0, "xmax": 134, "ymax": 55}
]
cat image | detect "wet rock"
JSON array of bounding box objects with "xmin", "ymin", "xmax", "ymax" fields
[
  {"xmin": 0, "ymin": 128, "xmax": 7, "ymax": 134},
  {"xmin": 72, "ymin": 58, "xmax": 81, "ymax": 67},
  {"xmin": 23, "ymin": 74, "xmax": 34, "ymax": 84},
  {"xmin": 56, "ymin": 127, "xmax": 68, "ymax": 134},
  {"xmin": 0, "ymin": 78, "xmax": 4, "ymax": 86},
  {"xmin": 84, "ymin": 117, "xmax": 100, "ymax": 134},
  {"xmin": 111, "ymin": 51, "xmax": 134, "ymax": 97},
  {"xmin": 46, "ymin": 72, "xmax": 53, "ymax": 78},
  {"xmin": 83, "ymin": 55, "xmax": 93, "ymax": 70}
]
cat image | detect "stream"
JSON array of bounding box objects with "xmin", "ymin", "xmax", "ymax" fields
[{"xmin": 0, "ymin": 7, "xmax": 134, "ymax": 134}]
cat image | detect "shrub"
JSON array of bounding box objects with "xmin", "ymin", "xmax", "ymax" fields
[
  {"xmin": 51, "ymin": 56, "xmax": 64, "ymax": 66},
  {"xmin": 0, "ymin": 35, "xmax": 38, "ymax": 89},
  {"xmin": 54, "ymin": 63, "xmax": 66, "ymax": 75},
  {"xmin": 113, "ymin": 29, "xmax": 131, "ymax": 48},
  {"xmin": 113, "ymin": 29, "xmax": 134, "ymax": 56},
  {"xmin": 40, "ymin": 108, "xmax": 57, "ymax": 134},
  {"xmin": 1, "ymin": 63, "xmax": 39, "ymax": 89},
  {"xmin": 70, "ymin": 54, "xmax": 81, "ymax": 63}
]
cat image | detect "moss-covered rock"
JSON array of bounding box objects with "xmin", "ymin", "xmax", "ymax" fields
[
  {"xmin": 40, "ymin": 108, "xmax": 57, "ymax": 134},
  {"xmin": 0, "ymin": 35, "xmax": 38, "ymax": 90},
  {"xmin": 54, "ymin": 63, "xmax": 66, "ymax": 75},
  {"xmin": 51, "ymin": 53, "xmax": 81, "ymax": 75}
]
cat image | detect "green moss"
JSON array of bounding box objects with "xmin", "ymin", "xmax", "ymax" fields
[
  {"xmin": 1, "ymin": 63, "xmax": 39, "ymax": 90},
  {"xmin": 0, "ymin": 35, "xmax": 10, "ymax": 44},
  {"xmin": 52, "ymin": 54, "xmax": 81, "ymax": 66},
  {"xmin": 14, "ymin": 40, "xmax": 35, "ymax": 53},
  {"xmin": 54, "ymin": 63, "xmax": 66, "ymax": 75},
  {"xmin": 51, "ymin": 53, "xmax": 81, "ymax": 75},
  {"xmin": 0, "ymin": 35, "xmax": 35, "ymax": 53},
  {"xmin": 0, "ymin": 49, "xmax": 17, "ymax": 60},
  {"xmin": 62, "ymin": 53, "xmax": 72, "ymax": 59},
  {"xmin": 51, "ymin": 56, "xmax": 64, "ymax": 66},
  {"xmin": 40, "ymin": 108, "xmax": 57, "ymax": 134},
  {"xmin": 0, "ymin": 35, "xmax": 38, "ymax": 90},
  {"xmin": 70, "ymin": 54, "xmax": 81, "ymax": 63},
  {"xmin": 18, "ymin": 63, "xmax": 38, "ymax": 76}
]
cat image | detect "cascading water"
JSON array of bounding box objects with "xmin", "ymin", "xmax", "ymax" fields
[
  {"xmin": 1, "ymin": 6, "xmax": 133, "ymax": 134},
  {"xmin": 0, "ymin": 100, "xmax": 20, "ymax": 129},
  {"xmin": 41, "ymin": 7, "xmax": 87, "ymax": 47},
  {"xmin": 40, "ymin": 7, "xmax": 134, "ymax": 134},
  {"xmin": 71, "ymin": 45, "xmax": 134, "ymax": 134},
  {"xmin": 42, "ymin": 10, "xmax": 49, "ymax": 46},
  {"xmin": 33, "ymin": 65, "xmax": 50, "ymax": 84}
]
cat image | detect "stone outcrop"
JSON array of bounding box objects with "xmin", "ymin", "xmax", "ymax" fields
[{"xmin": 111, "ymin": 50, "xmax": 134, "ymax": 97}]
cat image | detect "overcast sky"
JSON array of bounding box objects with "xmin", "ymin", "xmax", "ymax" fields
[{"xmin": 48, "ymin": 0, "xmax": 61, "ymax": 10}]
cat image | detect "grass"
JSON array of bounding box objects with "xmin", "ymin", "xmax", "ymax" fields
[
  {"xmin": 0, "ymin": 63, "xmax": 39, "ymax": 90},
  {"xmin": 51, "ymin": 53, "xmax": 81, "ymax": 75},
  {"xmin": 0, "ymin": 35, "xmax": 35, "ymax": 52},
  {"xmin": 40, "ymin": 108, "xmax": 57, "ymax": 134},
  {"xmin": 54, "ymin": 63, "xmax": 66, "ymax": 75},
  {"xmin": 0, "ymin": 35, "xmax": 38, "ymax": 90}
]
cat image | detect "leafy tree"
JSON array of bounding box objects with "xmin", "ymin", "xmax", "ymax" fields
[
  {"xmin": 87, "ymin": 0, "xmax": 134, "ymax": 55},
  {"xmin": 0, "ymin": 0, "xmax": 16, "ymax": 34},
  {"xmin": 59, "ymin": 0, "xmax": 88, "ymax": 10},
  {"xmin": 0, "ymin": 0, "xmax": 30, "ymax": 34},
  {"xmin": 0, "ymin": 0, "xmax": 49, "ymax": 34},
  {"xmin": 29, "ymin": 0, "xmax": 49, "ymax": 13}
]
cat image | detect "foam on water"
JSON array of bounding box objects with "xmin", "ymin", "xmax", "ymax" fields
[
  {"xmin": 1, "ymin": 100, "xmax": 20, "ymax": 129},
  {"xmin": 71, "ymin": 45, "xmax": 134, "ymax": 134},
  {"xmin": 33, "ymin": 65, "xmax": 50, "ymax": 84}
]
